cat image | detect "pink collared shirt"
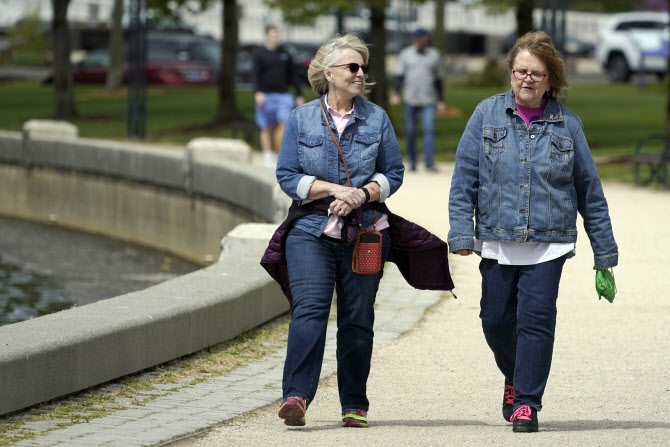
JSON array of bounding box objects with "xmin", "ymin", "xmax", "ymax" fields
[{"xmin": 326, "ymin": 97, "xmax": 354, "ymax": 137}]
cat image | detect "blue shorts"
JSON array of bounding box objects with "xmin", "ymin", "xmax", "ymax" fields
[{"xmin": 255, "ymin": 93, "xmax": 295, "ymax": 129}]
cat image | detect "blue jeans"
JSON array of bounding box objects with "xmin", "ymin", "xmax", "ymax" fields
[
  {"xmin": 478, "ymin": 255, "xmax": 567, "ymax": 411},
  {"xmin": 403, "ymin": 104, "xmax": 436, "ymax": 169},
  {"xmin": 283, "ymin": 227, "xmax": 390, "ymax": 411}
]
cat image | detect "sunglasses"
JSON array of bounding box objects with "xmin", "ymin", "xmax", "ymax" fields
[{"xmin": 330, "ymin": 63, "xmax": 369, "ymax": 74}]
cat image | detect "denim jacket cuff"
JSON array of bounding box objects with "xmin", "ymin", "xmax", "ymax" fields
[
  {"xmin": 296, "ymin": 175, "xmax": 316, "ymax": 204},
  {"xmin": 369, "ymin": 173, "xmax": 390, "ymax": 202},
  {"xmin": 594, "ymin": 252, "xmax": 618, "ymax": 269},
  {"xmin": 448, "ymin": 237, "xmax": 474, "ymax": 253}
]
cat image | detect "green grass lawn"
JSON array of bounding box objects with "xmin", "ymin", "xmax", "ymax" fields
[{"xmin": 0, "ymin": 78, "xmax": 667, "ymax": 184}]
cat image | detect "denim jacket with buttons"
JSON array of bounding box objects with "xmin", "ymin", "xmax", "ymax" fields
[
  {"xmin": 276, "ymin": 95, "xmax": 405, "ymax": 237},
  {"xmin": 448, "ymin": 89, "xmax": 618, "ymax": 268}
]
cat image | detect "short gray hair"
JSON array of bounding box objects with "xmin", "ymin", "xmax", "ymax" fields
[{"xmin": 307, "ymin": 33, "xmax": 374, "ymax": 96}]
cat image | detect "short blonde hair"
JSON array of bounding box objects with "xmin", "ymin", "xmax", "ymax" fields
[
  {"xmin": 307, "ymin": 33, "xmax": 374, "ymax": 96},
  {"xmin": 506, "ymin": 31, "xmax": 569, "ymax": 99}
]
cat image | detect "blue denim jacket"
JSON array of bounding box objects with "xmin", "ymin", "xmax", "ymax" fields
[
  {"xmin": 448, "ymin": 89, "xmax": 618, "ymax": 268},
  {"xmin": 276, "ymin": 95, "xmax": 405, "ymax": 237}
]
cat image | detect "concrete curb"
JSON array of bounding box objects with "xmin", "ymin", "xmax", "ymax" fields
[
  {"xmin": 0, "ymin": 224, "xmax": 289, "ymax": 415},
  {"xmin": 0, "ymin": 123, "xmax": 291, "ymax": 415},
  {"xmin": 1, "ymin": 265, "xmax": 444, "ymax": 446}
]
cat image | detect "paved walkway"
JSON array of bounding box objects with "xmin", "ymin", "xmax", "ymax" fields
[
  {"xmin": 178, "ymin": 166, "xmax": 670, "ymax": 446},
  {"xmin": 2, "ymin": 166, "xmax": 445, "ymax": 445},
  {"xmin": 4, "ymin": 165, "xmax": 670, "ymax": 446}
]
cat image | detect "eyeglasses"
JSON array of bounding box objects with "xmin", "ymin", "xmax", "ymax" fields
[
  {"xmin": 330, "ymin": 63, "xmax": 369, "ymax": 74},
  {"xmin": 512, "ymin": 70, "xmax": 548, "ymax": 82}
]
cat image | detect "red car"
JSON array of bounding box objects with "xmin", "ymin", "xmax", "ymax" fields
[{"xmin": 44, "ymin": 48, "xmax": 214, "ymax": 85}]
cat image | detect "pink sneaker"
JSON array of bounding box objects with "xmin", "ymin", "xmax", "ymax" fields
[{"xmin": 503, "ymin": 381, "xmax": 515, "ymax": 422}]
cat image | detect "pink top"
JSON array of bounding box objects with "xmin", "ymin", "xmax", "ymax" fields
[
  {"xmin": 322, "ymin": 95, "xmax": 389, "ymax": 238},
  {"xmin": 515, "ymin": 98, "xmax": 547, "ymax": 127},
  {"xmin": 327, "ymin": 97, "xmax": 354, "ymax": 136}
]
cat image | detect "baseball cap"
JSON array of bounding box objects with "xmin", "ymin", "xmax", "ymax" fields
[{"xmin": 411, "ymin": 28, "xmax": 429, "ymax": 37}]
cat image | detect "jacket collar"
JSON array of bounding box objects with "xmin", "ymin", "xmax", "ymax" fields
[
  {"xmin": 319, "ymin": 94, "xmax": 366, "ymax": 126},
  {"xmin": 504, "ymin": 88, "xmax": 563, "ymax": 123}
]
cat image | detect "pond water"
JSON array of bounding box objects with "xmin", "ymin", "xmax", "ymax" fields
[
  {"xmin": 0, "ymin": 258, "xmax": 73, "ymax": 325},
  {"xmin": 0, "ymin": 216, "xmax": 200, "ymax": 326}
]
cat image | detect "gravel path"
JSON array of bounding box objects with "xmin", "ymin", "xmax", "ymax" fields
[{"xmin": 181, "ymin": 164, "xmax": 670, "ymax": 446}]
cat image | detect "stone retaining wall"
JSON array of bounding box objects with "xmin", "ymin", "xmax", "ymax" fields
[{"xmin": 0, "ymin": 124, "xmax": 291, "ymax": 415}]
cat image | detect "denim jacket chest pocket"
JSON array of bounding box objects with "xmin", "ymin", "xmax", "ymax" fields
[
  {"xmin": 354, "ymin": 132, "xmax": 381, "ymax": 173},
  {"xmin": 483, "ymin": 128, "xmax": 507, "ymax": 170},
  {"xmin": 297, "ymin": 133, "xmax": 324, "ymax": 175},
  {"xmin": 549, "ymin": 134, "xmax": 574, "ymax": 184},
  {"xmin": 550, "ymin": 134, "xmax": 573, "ymax": 164}
]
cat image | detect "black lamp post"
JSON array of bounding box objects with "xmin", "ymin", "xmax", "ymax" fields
[{"xmin": 127, "ymin": 0, "xmax": 147, "ymax": 139}]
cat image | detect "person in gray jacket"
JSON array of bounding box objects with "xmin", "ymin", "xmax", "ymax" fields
[
  {"xmin": 390, "ymin": 27, "xmax": 446, "ymax": 172},
  {"xmin": 448, "ymin": 31, "xmax": 618, "ymax": 433}
]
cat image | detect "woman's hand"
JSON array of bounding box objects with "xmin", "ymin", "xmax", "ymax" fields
[
  {"xmin": 329, "ymin": 198, "xmax": 353, "ymax": 216},
  {"xmin": 332, "ymin": 187, "xmax": 366, "ymax": 210},
  {"xmin": 454, "ymin": 249, "xmax": 473, "ymax": 256}
]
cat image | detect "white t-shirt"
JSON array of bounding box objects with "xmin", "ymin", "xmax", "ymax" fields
[{"xmin": 474, "ymin": 239, "xmax": 575, "ymax": 265}]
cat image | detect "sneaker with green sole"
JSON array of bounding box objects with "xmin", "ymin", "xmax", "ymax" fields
[{"xmin": 341, "ymin": 408, "xmax": 368, "ymax": 428}]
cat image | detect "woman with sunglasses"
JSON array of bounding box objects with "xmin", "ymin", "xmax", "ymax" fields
[
  {"xmin": 273, "ymin": 33, "xmax": 404, "ymax": 428},
  {"xmin": 448, "ymin": 31, "xmax": 618, "ymax": 433}
]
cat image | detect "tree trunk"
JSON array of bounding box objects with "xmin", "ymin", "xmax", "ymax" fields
[
  {"xmin": 434, "ymin": 0, "xmax": 446, "ymax": 60},
  {"xmin": 368, "ymin": 3, "xmax": 387, "ymax": 111},
  {"xmin": 52, "ymin": 0, "xmax": 76, "ymax": 118},
  {"xmin": 216, "ymin": 0, "xmax": 238, "ymax": 124},
  {"xmin": 106, "ymin": 0, "xmax": 124, "ymax": 90},
  {"xmin": 516, "ymin": 0, "xmax": 534, "ymax": 37}
]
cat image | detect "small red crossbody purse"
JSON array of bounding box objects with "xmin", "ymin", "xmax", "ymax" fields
[
  {"xmin": 319, "ymin": 99, "xmax": 383, "ymax": 275},
  {"xmin": 351, "ymin": 219, "xmax": 383, "ymax": 275}
]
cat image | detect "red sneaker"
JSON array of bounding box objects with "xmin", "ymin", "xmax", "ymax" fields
[{"xmin": 278, "ymin": 396, "xmax": 307, "ymax": 426}]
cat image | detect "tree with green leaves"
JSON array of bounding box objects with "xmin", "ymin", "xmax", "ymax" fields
[
  {"xmin": 51, "ymin": 0, "xmax": 76, "ymax": 118},
  {"xmin": 477, "ymin": 0, "xmax": 534, "ymax": 37},
  {"xmin": 148, "ymin": 0, "xmax": 238, "ymax": 123},
  {"xmin": 265, "ymin": 1, "xmax": 392, "ymax": 109}
]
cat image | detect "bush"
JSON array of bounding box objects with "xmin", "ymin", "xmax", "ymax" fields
[{"xmin": 8, "ymin": 11, "xmax": 51, "ymax": 66}]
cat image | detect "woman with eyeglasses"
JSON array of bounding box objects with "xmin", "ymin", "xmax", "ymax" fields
[
  {"xmin": 448, "ymin": 31, "xmax": 618, "ymax": 433},
  {"xmin": 272, "ymin": 33, "xmax": 404, "ymax": 428}
]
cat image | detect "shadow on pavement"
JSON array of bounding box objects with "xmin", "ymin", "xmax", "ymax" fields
[
  {"xmin": 290, "ymin": 419, "xmax": 495, "ymax": 431},
  {"xmin": 542, "ymin": 420, "xmax": 670, "ymax": 432}
]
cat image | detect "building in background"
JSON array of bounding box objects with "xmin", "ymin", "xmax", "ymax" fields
[{"xmin": 1, "ymin": 0, "xmax": 613, "ymax": 49}]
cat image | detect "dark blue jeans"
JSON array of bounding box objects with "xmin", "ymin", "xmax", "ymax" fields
[
  {"xmin": 283, "ymin": 227, "xmax": 390, "ymax": 411},
  {"xmin": 479, "ymin": 255, "xmax": 567, "ymax": 411},
  {"xmin": 403, "ymin": 104, "xmax": 436, "ymax": 169}
]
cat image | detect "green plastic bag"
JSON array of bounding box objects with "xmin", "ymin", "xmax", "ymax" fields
[{"xmin": 594, "ymin": 266, "xmax": 616, "ymax": 303}]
